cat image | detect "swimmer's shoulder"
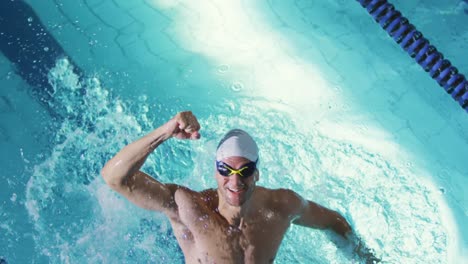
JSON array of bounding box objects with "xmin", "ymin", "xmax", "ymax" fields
[
  {"xmin": 200, "ymin": 188, "xmax": 217, "ymax": 198},
  {"xmin": 256, "ymin": 187, "xmax": 304, "ymax": 215},
  {"xmin": 172, "ymin": 187, "xmax": 215, "ymax": 209},
  {"xmin": 256, "ymin": 186, "xmax": 301, "ymax": 200}
]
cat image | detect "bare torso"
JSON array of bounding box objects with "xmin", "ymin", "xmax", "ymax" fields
[{"xmin": 168, "ymin": 187, "xmax": 299, "ymax": 264}]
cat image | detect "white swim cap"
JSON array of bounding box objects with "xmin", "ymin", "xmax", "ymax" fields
[{"xmin": 216, "ymin": 129, "xmax": 259, "ymax": 162}]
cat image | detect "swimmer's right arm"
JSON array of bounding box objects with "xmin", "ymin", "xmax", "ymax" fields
[{"xmin": 101, "ymin": 111, "xmax": 200, "ymax": 216}]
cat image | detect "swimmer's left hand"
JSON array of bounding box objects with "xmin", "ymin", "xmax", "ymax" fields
[{"xmin": 346, "ymin": 233, "xmax": 382, "ymax": 263}]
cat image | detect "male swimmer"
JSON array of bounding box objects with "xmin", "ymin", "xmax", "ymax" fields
[{"xmin": 101, "ymin": 111, "xmax": 380, "ymax": 263}]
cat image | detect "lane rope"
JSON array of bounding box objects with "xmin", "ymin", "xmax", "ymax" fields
[{"xmin": 357, "ymin": 0, "xmax": 468, "ymax": 112}]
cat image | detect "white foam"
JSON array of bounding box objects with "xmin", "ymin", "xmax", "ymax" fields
[{"xmin": 24, "ymin": 57, "xmax": 165, "ymax": 262}]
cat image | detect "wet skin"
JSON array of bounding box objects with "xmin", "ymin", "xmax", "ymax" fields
[{"xmin": 170, "ymin": 157, "xmax": 303, "ymax": 263}]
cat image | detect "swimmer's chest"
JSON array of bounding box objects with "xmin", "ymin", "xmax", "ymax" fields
[{"xmin": 173, "ymin": 212, "xmax": 291, "ymax": 260}]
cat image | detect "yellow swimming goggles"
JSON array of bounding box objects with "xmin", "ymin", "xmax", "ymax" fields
[{"xmin": 216, "ymin": 160, "xmax": 257, "ymax": 178}]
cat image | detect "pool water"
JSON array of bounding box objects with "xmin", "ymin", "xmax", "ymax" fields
[{"xmin": 1, "ymin": 0, "xmax": 468, "ymax": 263}]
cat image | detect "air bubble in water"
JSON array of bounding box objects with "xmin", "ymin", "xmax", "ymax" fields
[
  {"xmin": 217, "ymin": 64, "xmax": 229, "ymax": 73},
  {"xmin": 27, "ymin": 17, "xmax": 33, "ymax": 22},
  {"xmin": 10, "ymin": 193, "xmax": 17, "ymax": 202},
  {"xmin": 43, "ymin": 47, "xmax": 49, "ymax": 52},
  {"xmin": 230, "ymin": 82, "xmax": 243, "ymax": 92}
]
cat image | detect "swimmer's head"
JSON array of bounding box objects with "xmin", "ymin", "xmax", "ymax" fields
[
  {"xmin": 215, "ymin": 129, "xmax": 259, "ymax": 207},
  {"xmin": 216, "ymin": 129, "xmax": 258, "ymax": 162}
]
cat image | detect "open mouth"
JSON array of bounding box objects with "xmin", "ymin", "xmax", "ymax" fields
[{"xmin": 227, "ymin": 187, "xmax": 245, "ymax": 194}]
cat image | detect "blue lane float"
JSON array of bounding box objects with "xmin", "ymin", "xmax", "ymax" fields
[{"xmin": 357, "ymin": 0, "xmax": 468, "ymax": 112}]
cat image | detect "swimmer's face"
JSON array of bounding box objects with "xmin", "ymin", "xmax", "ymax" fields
[{"xmin": 215, "ymin": 156, "xmax": 258, "ymax": 207}]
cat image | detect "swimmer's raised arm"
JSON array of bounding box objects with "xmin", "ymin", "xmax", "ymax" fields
[{"xmin": 101, "ymin": 111, "xmax": 200, "ymax": 217}]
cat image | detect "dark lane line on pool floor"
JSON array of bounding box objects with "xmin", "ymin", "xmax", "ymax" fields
[{"xmin": 0, "ymin": 0, "xmax": 83, "ymax": 114}]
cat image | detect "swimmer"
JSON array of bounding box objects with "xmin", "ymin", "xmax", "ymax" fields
[{"xmin": 101, "ymin": 111, "xmax": 380, "ymax": 263}]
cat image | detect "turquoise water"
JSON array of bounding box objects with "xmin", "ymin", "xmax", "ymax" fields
[{"xmin": 1, "ymin": 0, "xmax": 468, "ymax": 263}]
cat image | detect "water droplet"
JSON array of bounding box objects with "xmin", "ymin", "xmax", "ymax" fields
[
  {"xmin": 203, "ymin": 223, "xmax": 208, "ymax": 229},
  {"xmin": 27, "ymin": 17, "xmax": 33, "ymax": 22},
  {"xmin": 230, "ymin": 82, "xmax": 243, "ymax": 92},
  {"xmin": 227, "ymin": 101, "xmax": 236, "ymax": 112},
  {"xmin": 43, "ymin": 47, "xmax": 49, "ymax": 52},
  {"xmin": 116, "ymin": 104, "xmax": 123, "ymax": 113},
  {"xmin": 20, "ymin": 148, "xmax": 30, "ymax": 164},
  {"xmin": 265, "ymin": 211, "xmax": 274, "ymax": 220},
  {"xmin": 10, "ymin": 193, "xmax": 17, "ymax": 202},
  {"xmin": 138, "ymin": 95, "xmax": 147, "ymax": 101}
]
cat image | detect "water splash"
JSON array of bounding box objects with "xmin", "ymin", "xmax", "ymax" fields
[{"xmin": 25, "ymin": 57, "xmax": 183, "ymax": 262}]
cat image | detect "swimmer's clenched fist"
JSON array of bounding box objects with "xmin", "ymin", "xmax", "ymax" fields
[{"xmin": 163, "ymin": 111, "xmax": 201, "ymax": 140}]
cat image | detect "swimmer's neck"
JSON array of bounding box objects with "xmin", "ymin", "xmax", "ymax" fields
[{"xmin": 216, "ymin": 191, "xmax": 254, "ymax": 228}]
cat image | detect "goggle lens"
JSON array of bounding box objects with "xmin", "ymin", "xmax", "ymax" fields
[{"xmin": 216, "ymin": 161, "xmax": 257, "ymax": 178}]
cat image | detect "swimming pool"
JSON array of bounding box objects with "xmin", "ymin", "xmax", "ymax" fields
[{"xmin": 1, "ymin": 0, "xmax": 467, "ymax": 263}]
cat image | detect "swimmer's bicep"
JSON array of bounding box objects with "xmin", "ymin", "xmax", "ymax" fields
[{"xmin": 116, "ymin": 171, "xmax": 180, "ymax": 216}]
